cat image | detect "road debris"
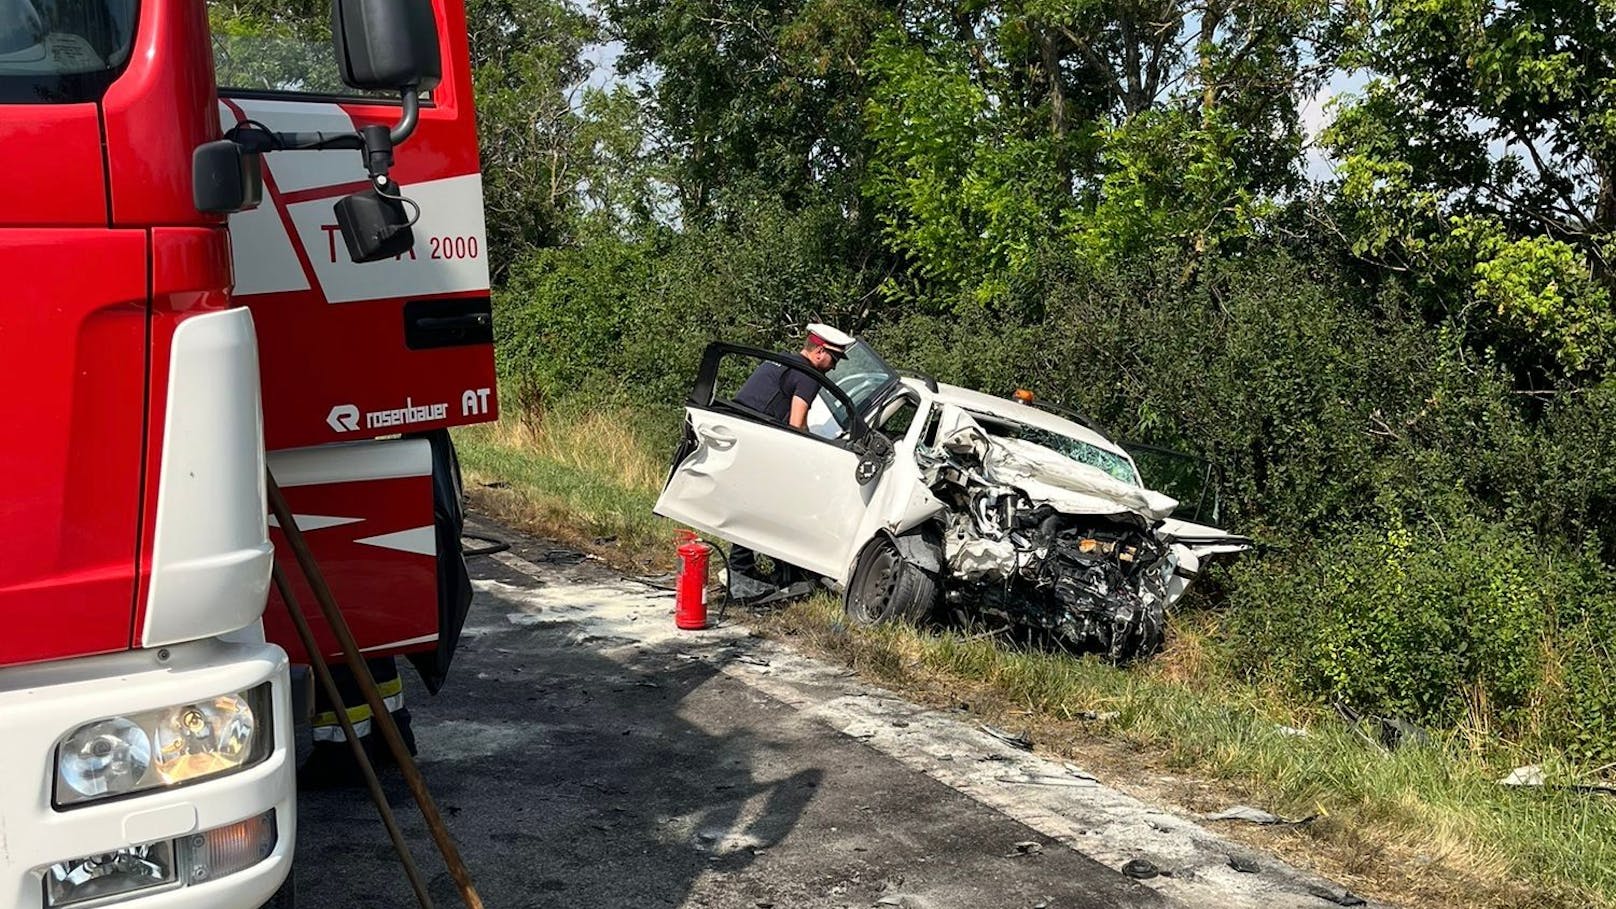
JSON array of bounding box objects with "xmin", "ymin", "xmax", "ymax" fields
[
  {"xmin": 1007, "ymin": 841, "xmax": 1044, "ymax": 858},
  {"xmin": 1227, "ymin": 855, "xmax": 1260, "ymax": 874},
  {"xmin": 1336, "ymin": 703, "xmax": 1430, "ymax": 751},
  {"xmin": 981, "ymin": 724, "xmax": 1034, "ymax": 750},
  {"xmin": 1121, "ymin": 859, "xmax": 1162, "ymax": 880},
  {"xmin": 995, "ymin": 773, "xmax": 1100, "ymax": 788},
  {"xmin": 1305, "ymin": 884, "xmax": 1367, "ymax": 906},
  {"xmin": 1498, "ymin": 765, "xmax": 1545, "ymax": 787},
  {"xmin": 1203, "ymin": 805, "xmax": 1316, "ymax": 827}
]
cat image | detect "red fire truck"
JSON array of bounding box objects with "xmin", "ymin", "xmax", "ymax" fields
[{"xmin": 0, "ymin": 1, "xmax": 495, "ymax": 906}]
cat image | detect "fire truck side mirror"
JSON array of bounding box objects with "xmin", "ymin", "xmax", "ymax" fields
[
  {"xmin": 331, "ymin": 0, "xmax": 442, "ymax": 93},
  {"xmin": 193, "ymin": 140, "xmax": 263, "ymax": 215},
  {"xmin": 334, "ymin": 187, "xmax": 415, "ymax": 263}
]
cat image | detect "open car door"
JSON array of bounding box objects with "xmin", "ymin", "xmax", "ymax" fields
[{"xmin": 655, "ymin": 344, "xmax": 884, "ymax": 580}]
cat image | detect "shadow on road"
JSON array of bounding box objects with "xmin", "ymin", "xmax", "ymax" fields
[{"xmin": 293, "ymin": 569, "xmax": 822, "ymax": 909}]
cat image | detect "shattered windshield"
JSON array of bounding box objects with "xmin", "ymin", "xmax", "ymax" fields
[
  {"xmin": 823, "ymin": 341, "xmax": 899, "ymax": 415},
  {"xmin": 976, "ymin": 418, "xmax": 1140, "ymax": 485}
]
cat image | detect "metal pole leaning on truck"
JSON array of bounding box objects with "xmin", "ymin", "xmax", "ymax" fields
[
  {"xmin": 267, "ymin": 472, "xmax": 487, "ymax": 909},
  {"xmin": 270, "ymin": 561, "xmax": 436, "ymax": 909}
]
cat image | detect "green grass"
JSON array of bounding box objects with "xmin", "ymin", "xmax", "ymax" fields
[
  {"xmin": 460, "ymin": 406, "xmax": 1616, "ymax": 909},
  {"xmin": 454, "ymin": 406, "xmax": 679, "ymax": 564}
]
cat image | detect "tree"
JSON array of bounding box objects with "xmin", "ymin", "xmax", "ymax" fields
[
  {"xmin": 1325, "ymin": 0, "xmax": 1616, "ymax": 375},
  {"xmin": 468, "ymin": 0, "xmax": 599, "ymax": 272},
  {"xmin": 860, "ymin": 0, "xmax": 1326, "ymax": 302},
  {"xmin": 601, "ymin": 0, "xmax": 897, "ymax": 218}
]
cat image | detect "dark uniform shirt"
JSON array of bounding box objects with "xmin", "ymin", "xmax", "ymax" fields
[{"xmin": 734, "ymin": 353, "xmax": 819, "ymax": 424}]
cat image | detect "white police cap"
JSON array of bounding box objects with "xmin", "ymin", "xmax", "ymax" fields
[{"xmin": 806, "ymin": 322, "xmax": 853, "ymax": 354}]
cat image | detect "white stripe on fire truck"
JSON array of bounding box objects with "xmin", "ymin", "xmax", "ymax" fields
[
  {"xmin": 360, "ymin": 634, "xmax": 440, "ymax": 654},
  {"xmin": 352, "ymin": 526, "xmax": 437, "ymax": 557},
  {"xmin": 266, "ymin": 514, "xmax": 363, "ymax": 531}
]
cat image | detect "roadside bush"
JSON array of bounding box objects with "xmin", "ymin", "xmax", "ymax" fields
[
  {"xmin": 496, "ymin": 198, "xmax": 881, "ymax": 411},
  {"xmin": 1227, "ymin": 515, "xmax": 1573, "ymax": 730}
]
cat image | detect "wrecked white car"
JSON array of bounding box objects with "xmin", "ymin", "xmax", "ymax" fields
[{"xmin": 654, "ymin": 341, "xmax": 1250, "ymax": 662}]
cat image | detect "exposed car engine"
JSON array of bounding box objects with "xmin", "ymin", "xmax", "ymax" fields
[{"xmin": 923, "ymin": 418, "xmax": 1181, "ymax": 663}]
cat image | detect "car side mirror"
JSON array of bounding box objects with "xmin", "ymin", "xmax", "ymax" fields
[
  {"xmin": 854, "ymin": 432, "xmax": 893, "ymax": 487},
  {"xmin": 332, "ymin": 0, "xmax": 442, "ymax": 92}
]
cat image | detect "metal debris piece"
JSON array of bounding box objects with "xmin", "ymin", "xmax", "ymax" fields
[
  {"xmin": 1121, "ymin": 859, "xmax": 1160, "ymax": 879},
  {"xmin": 981, "ymin": 724, "xmax": 1033, "ymax": 750},
  {"xmin": 1204, "ymin": 804, "xmax": 1317, "ymax": 827},
  {"xmin": 1006, "ymin": 841, "xmax": 1044, "ymax": 858},
  {"xmin": 728, "ymin": 573, "xmax": 777, "ymax": 602},
  {"xmin": 1305, "ymin": 884, "xmax": 1367, "ymax": 906},
  {"xmin": 1227, "ymin": 855, "xmax": 1259, "ymax": 874},
  {"xmin": 1499, "ymin": 765, "xmax": 1545, "ymax": 787},
  {"xmin": 1335, "ymin": 703, "xmax": 1430, "ymax": 751},
  {"xmin": 1205, "ymin": 805, "xmax": 1282, "ymax": 825}
]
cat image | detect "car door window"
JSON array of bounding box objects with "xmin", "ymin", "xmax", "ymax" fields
[
  {"xmin": 1124, "ymin": 442, "xmax": 1223, "ymax": 526},
  {"xmin": 691, "ymin": 344, "xmax": 866, "ymax": 446},
  {"xmin": 822, "ymin": 341, "xmax": 900, "ymax": 418}
]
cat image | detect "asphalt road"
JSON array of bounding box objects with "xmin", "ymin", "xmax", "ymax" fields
[{"xmin": 288, "ymin": 517, "xmax": 1376, "ymax": 909}]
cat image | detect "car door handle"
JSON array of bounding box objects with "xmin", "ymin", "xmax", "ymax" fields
[{"xmin": 698, "ymin": 426, "xmax": 737, "ymax": 448}]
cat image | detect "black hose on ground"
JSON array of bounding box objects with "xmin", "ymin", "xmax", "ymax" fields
[
  {"xmin": 700, "ymin": 535, "xmax": 736, "ymax": 626},
  {"xmin": 462, "ymin": 533, "xmax": 510, "ymax": 558}
]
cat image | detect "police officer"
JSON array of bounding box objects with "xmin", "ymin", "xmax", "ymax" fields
[
  {"xmin": 732, "ymin": 323, "xmax": 851, "ymax": 427},
  {"xmin": 727, "ymin": 323, "xmax": 853, "ymax": 590}
]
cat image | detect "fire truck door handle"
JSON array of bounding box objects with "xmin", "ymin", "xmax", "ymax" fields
[
  {"xmin": 416, "ymin": 315, "xmax": 491, "ymax": 330},
  {"xmin": 402, "ymin": 299, "xmax": 496, "ymax": 350}
]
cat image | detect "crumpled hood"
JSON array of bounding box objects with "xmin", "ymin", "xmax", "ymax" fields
[
  {"xmin": 938, "ymin": 414, "xmax": 1178, "ymax": 522},
  {"xmin": 985, "ymin": 436, "xmax": 1178, "ymax": 521}
]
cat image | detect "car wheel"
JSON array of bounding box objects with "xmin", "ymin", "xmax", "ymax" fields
[{"xmin": 846, "ymin": 534, "xmax": 940, "ymax": 626}]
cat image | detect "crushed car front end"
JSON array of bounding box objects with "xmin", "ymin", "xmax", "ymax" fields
[{"xmin": 910, "ymin": 386, "xmax": 1248, "ymax": 662}]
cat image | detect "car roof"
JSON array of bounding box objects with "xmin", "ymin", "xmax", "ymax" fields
[{"xmin": 910, "ymin": 380, "xmax": 1129, "ymax": 456}]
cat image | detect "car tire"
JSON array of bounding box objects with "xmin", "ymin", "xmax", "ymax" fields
[{"xmin": 845, "ymin": 534, "xmax": 940, "ymax": 626}]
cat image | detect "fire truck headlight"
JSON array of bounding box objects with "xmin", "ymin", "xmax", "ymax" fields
[
  {"xmin": 57, "ymin": 718, "xmax": 151, "ymax": 800},
  {"xmin": 53, "ymin": 684, "xmax": 273, "ymax": 808},
  {"xmin": 153, "ymin": 693, "xmax": 257, "ymax": 784}
]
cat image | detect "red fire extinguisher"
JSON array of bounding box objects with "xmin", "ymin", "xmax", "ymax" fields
[{"xmin": 674, "ymin": 530, "xmax": 711, "ymax": 630}]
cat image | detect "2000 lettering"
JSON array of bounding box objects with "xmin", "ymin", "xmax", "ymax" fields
[{"xmin": 430, "ymin": 236, "xmax": 480, "ymax": 260}]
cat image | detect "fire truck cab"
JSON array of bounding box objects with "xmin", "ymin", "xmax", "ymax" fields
[{"xmin": 0, "ymin": 1, "xmax": 495, "ymax": 906}]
